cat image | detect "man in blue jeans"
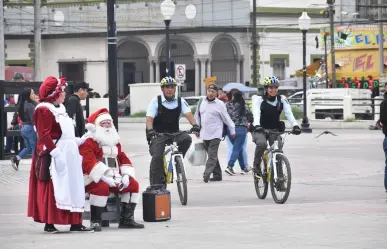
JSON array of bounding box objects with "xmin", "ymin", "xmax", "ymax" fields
[{"xmin": 379, "ymin": 90, "xmax": 387, "ymax": 196}]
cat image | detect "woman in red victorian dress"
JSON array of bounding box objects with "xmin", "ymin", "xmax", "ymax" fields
[{"xmin": 27, "ymin": 76, "xmax": 91, "ymax": 233}]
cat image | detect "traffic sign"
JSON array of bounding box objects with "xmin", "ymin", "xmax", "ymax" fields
[{"xmin": 175, "ymin": 64, "xmax": 186, "ymax": 81}]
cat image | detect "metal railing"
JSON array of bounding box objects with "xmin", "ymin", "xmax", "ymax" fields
[{"xmin": 0, "ymin": 80, "xmax": 90, "ymax": 160}]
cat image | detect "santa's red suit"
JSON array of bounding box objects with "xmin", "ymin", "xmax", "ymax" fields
[{"xmin": 79, "ymin": 108, "xmax": 144, "ymax": 231}]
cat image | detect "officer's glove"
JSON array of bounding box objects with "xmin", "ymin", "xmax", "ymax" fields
[
  {"xmin": 146, "ymin": 129, "xmax": 159, "ymax": 142},
  {"xmin": 248, "ymin": 123, "xmax": 254, "ymax": 133},
  {"xmin": 190, "ymin": 124, "xmax": 200, "ymax": 133},
  {"xmin": 292, "ymin": 125, "xmax": 301, "ymax": 135},
  {"xmin": 253, "ymin": 125, "xmax": 264, "ymax": 133}
]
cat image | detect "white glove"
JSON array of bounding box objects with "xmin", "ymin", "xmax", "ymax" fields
[
  {"xmin": 101, "ymin": 175, "xmax": 118, "ymax": 187},
  {"xmin": 122, "ymin": 175, "xmax": 130, "ymax": 188},
  {"xmin": 75, "ymin": 137, "xmax": 86, "ymax": 146}
]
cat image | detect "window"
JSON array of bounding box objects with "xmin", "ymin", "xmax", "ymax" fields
[
  {"xmin": 357, "ymin": 0, "xmax": 387, "ymax": 19},
  {"xmin": 272, "ymin": 58, "xmax": 286, "ymax": 80},
  {"xmin": 270, "ymin": 54, "xmax": 289, "ymax": 80},
  {"xmin": 59, "ymin": 62, "xmax": 85, "ymax": 82}
]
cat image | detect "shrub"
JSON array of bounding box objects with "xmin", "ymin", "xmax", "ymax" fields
[
  {"xmin": 130, "ymin": 111, "xmax": 146, "ymax": 117},
  {"xmin": 281, "ymin": 107, "xmax": 303, "ymax": 120}
]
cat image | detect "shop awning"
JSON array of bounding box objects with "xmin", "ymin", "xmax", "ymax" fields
[{"xmin": 295, "ymin": 60, "xmax": 322, "ymax": 77}]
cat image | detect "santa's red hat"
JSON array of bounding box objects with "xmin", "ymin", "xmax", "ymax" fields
[
  {"xmin": 85, "ymin": 108, "xmax": 112, "ymax": 132},
  {"xmin": 39, "ymin": 76, "xmax": 67, "ymax": 102}
]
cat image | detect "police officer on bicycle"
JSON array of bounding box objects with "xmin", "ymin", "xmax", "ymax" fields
[
  {"xmin": 145, "ymin": 76, "xmax": 200, "ymax": 186},
  {"xmin": 250, "ymin": 76, "xmax": 301, "ymax": 175}
]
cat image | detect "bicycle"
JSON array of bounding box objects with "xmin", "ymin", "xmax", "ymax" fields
[
  {"xmin": 253, "ymin": 129, "xmax": 295, "ymax": 204},
  {"xmin": 155, "ymin": 131, "xmax": 190, "ymax": 206}
]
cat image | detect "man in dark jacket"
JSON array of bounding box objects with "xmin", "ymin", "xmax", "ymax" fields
[
  {"xmin": 379, "ymin": 89, "xmax": 387, "ymax": 197},
  {"xmin": 64, "ymin": 82, "xmax": 92, "ymax": 137}
]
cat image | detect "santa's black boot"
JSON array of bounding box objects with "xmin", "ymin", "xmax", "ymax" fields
[
  {"xmin": 118, "ymin": 203, "xmax": 145, "ymax": 229},
  {"xmin": 89, "ymin": 205, "xmax": 103, "ymax": 232}
]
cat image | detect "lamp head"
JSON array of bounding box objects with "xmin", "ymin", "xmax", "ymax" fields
[
  {"xmin": 160, "ymin": 0, "xmax": 176, "ymax": 21},
  {"xmin": 298, "ymin": 11, "xmax": 311, "ymax": 31}
]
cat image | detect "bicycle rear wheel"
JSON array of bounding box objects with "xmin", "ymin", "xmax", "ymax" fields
[
  {"xmin": 270, "ymin": 154, "xmax": 292, "ymax": 204},
  {"xmin": 254, "ymin": 154, "xmax": 268, "ymax": 199},
  {"xmin": 175, "ymin": 156, "xmax": 188, "ymax": 205}
]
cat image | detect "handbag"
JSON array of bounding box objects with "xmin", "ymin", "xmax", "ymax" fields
[{"xmin": 34, "ymin": 136, "xmax": 61, "ymax": 182}]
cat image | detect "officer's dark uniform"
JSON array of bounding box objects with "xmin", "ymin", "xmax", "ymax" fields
[{"xmin": 148, "ymin": 95, "xmax": 192, "ymax": 186}]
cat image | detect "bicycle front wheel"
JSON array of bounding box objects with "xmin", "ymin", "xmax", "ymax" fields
[
  {"xmin": 270, "ymin": 154, "xmax": 292, "ymax": 204},
  {"xmin": 175, "ymin": 156, "xmax": 188, "ymax": 205},
  {"xmin": 254, "ymin": 155, "xmax": 268, "ymax": 199}
]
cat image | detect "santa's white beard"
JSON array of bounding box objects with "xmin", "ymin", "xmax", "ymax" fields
[{"xmin": 93, "ymin": 125, "xmax": 120, "ymax": 147}]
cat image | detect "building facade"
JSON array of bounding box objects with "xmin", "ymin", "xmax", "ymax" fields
[
  {"xmin": 4, "ymin": 0, "xmax": 251, "ymax": 97},
  {"xmin": 251, "ymin": 0, "xmax": 327, "ymax": 85}
]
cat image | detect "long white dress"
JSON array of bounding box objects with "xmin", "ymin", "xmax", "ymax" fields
[{"xmin": 35, "ymin": 103, "xmax": 85, "ymax": 212}]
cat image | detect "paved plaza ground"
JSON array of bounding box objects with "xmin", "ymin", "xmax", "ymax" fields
[{"xmin": 0, "ymin": 124, "xmax": 386, "ymax": 249}]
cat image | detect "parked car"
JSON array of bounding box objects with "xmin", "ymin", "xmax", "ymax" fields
[{"xmin": 184, "ymin": 96, "xmax": 206, "ymax": 109}]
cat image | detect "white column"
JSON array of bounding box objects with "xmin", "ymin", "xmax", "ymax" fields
[
  {"xmin": 343, "ymin": 95, "xmax": 354, "ymax": 120},
  {"xmin": 240, "ymin": 56, "xmax": 245, "ymax": 83},
  {"xmin": 148, "ymin": 58, "xmax": 154, "ymax": 83},
  {"xmin": 236, "ymin": 57, "xmax": 241, "ymax": 83},
  {"xmin": 155, "ymin": 60, "xmax": 160, "ymax": 83},
  {"xmin": 200, "ymin": 58, "xmax": 206, "ymax": 95},
  {"xmin": 194, "ymin": 58, "xmax": 200, "ymax": 96},
  {"xmin": 206, "ymin": 58, "xmax": 212, "ymax": 78}
]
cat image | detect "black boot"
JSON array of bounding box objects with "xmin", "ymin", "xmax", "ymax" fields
[
  {"xmin": 89, "ymin": 205, "xmax": 103, "ymax": 232},
  {"xmin": 44, "ymin": 223, "xmax": 58, "ymax": 233},
  {"xmin": 118, "ymin": 203, "xmax": 144, "ymax": 229},
  {"xmin": 70, "ymin": 224, "xmax": 93, "ymax": 232}
]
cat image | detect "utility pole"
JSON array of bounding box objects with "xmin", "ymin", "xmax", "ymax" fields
[
  {"xmin": 34, "ymin": 0, "xmax": 41, "ymax": 81},
  {"xmin": 107, "ymin": 0, "xmax": 118, "ymax": 130},
  {"xmin": 328, "ymin": 0, "xmax": 336, "ymax": 87},
  {"xmin": 0, "ymin": 0, "xmax": 5, "ymax": 80},
  {"xmin": 324, "ymin": 32, "xmax": 329, "ymax": 88},
  {"xmin": 252, "ymin": 0, "xmax": 258, "ymax": 88},
  {"xmin": 378, "ymin": 0, "xmax": 384, "ymax": 77}
]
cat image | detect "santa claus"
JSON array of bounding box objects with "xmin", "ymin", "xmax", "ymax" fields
[{"xmin": 79, "ymin": 108, "xmax": 144, "ymax": 231}]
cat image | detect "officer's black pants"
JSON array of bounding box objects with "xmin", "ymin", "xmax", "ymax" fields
[{"xmin": 149, "ymin": 132, "xmax": 192, "ymax": 186}]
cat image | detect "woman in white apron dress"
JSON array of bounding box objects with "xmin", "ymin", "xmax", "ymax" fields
[
  {"xmin": 35, "ymin": 102, "xmax": 86, "ymax": 212},
  {"xmin": 28, "ymin": 76, "xmax": 91, "ymax": 233}
]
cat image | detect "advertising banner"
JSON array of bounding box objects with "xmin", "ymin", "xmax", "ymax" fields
[
  {"xmin": 320, "ymin": 25, "xmax": 387, "ymax": 50},
  {"xmin": 327, "ymin": 49, "xmax": 387, "ymax": 80}
]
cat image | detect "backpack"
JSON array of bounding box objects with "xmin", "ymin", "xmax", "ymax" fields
[{"xmin": 197, "ymin": 98, "xmax": 227, "ymax": 140}]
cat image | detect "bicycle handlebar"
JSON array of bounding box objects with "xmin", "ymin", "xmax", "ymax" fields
[
  {"xmin": 263, "ymin": 129, "xmax": 296, "ymax": 136},
  {"xmin": 156, "ymin": 130, "xmax": 193, "ymax": 136}
]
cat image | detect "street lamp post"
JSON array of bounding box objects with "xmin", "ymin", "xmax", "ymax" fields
[
  {"xmin": 298, "ymin": 11, "xmax": 312, "ymax": 133},
  {"xmin": 107, "ymin": 0, "xmax": 118, "ymax": 130},
  {"xmin": 160, "ymin": 0, "xmax": 176, "ymax": 77}
]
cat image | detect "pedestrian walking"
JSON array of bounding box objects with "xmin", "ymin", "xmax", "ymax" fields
[
  {"xmin": 195, "ymin": 84, "xmax": 235, "ymax": 183},
  {"xmin": 225, "ymin": 89, "xmax": 253, "ymax": 176},
  {"xmin": 379, "ymin": 89, "xmax": 387, "ymax": 198},
  {"xmin": 10, "ymin": 88, "xmax": 39, "ymax": 170}
]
